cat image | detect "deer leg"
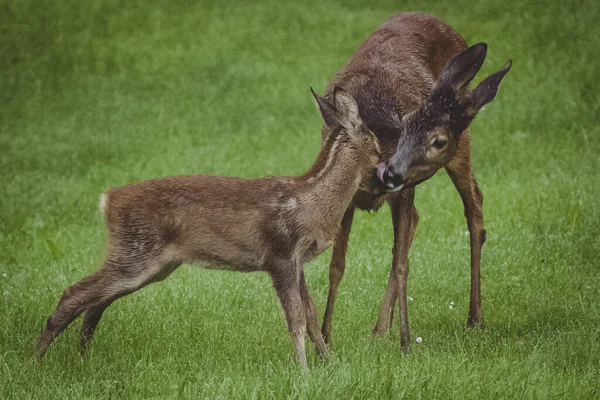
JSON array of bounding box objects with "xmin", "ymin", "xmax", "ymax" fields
[
  {"xmin": 446, "ymin": 133, "xmax": 485, "ymax": 327},
  {"xmin": 79, "ymin": 304, "xmax": 110, "ymax": 355},
  {"xmin": 373, "ymin": 267, "xmax": 398, "ymax": 337},
  {"xmin": 298, "ymin": 271, "xmax": 328, "ymax": 360},
  {"xmin": 37, "ymin": 271, "xmax": 106, "ymax": 358},
  {"xmin": 321, "ymin": 208, "xmax": 354, "ymax": 345},
  {"xmin": 374, "ymin": 201, "xmax": 419, "ymax": 337},
  {"xmin": 373, "ymin": 206, "xmax": 419, "ymax": 336},
  {"xmin": 38, "ymin": 256, "xmax": 180, "ymax": 358},
  {"xmin": 373, "ymin": 190, "xmax": 416, "ymax": 351},
  {"xmin": 272, "ymin": 267, "xmax": 308, "ymax": 369}
]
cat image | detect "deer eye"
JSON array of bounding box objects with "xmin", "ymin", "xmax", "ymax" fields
[{"xmin": 431, "ymin": 137, "xmax": 448, "ymax": 150}]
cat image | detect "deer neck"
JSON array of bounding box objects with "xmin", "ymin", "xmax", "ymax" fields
[{"xmin": 299, "ymin": 130, "xmax": 368, "ymax": 212}]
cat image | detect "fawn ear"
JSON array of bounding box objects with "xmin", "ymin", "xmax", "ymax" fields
[
  {"xmin": 468, "ymin": 60, "xmax": 512, "ymax": 114},
  {"xmin": 440, "ymin": 43, "xmax": 488, "ymax": 90},
  {"xmin": 332, "ymin": 86, "xmax": 362, "ymax": 129},
  {"xmin": 311, "ymin": 87, "xmax": 338, "ymax": 129}
]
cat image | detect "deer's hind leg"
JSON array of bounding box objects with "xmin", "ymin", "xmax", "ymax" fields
[
  {"xmin": 445, "ymin": 131, "xmax": 485, "ymax": 327},
  {"xmin": 38, "ymin": 251, "xmax": 180, "ymax": 358}
]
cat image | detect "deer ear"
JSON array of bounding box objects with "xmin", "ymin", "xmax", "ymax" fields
[
  {"xmin": 311, "ymin": 87, "xmax": 339, "ymax": 128},
  {"xmin": 468, "ymin": 60, "xmax": 512, "ymax": 114},
  {"xmin": 332, "ymin": 86, "xmax": 362, "ymax": 129},
  {"xmin": 440, "ymin": 43, "xmax": 488, "ymax": 90}
]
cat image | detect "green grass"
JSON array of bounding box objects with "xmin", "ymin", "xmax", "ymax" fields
[{"xmin": 1, "ymin": 0, "xmax": 599, "ymax": 398}]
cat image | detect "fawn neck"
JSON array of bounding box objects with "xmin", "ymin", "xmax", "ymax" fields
[{"xmin": 299, "ymin": 129, "xmax": 373, "ymax": 214}]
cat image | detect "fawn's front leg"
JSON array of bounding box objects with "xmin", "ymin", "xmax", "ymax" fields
[
  {"xmin": 299, "ymin": 271, "xmax": 328, "ymax": 360},
  {"xmin": 321, "ymin": 208, "xmax": 355, "ymax": 345},
  {"xmin": 373, "ymin": 189, "xmax": 417, "ymax": 352},
  {"xmin": 271, "ymin": 266, "xmax": 308, "ymax": 369},
  {"xmin": 446, "ymin": 132, "xmax": 485, "ymax": 327}
]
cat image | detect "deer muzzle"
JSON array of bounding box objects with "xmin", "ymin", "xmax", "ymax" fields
[{"xmin": 377, "ymin": 162, "xmax": 406, "ymax": 193}]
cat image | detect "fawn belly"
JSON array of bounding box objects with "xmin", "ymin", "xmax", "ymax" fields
[{"xmin": 175, "ymin": 209, "xmax": 267, "ymax": 272}]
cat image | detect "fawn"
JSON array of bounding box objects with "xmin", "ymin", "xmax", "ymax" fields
[
  {"xmin": 316, "ymin": 12, "xmax": 511, "ymax": 350},
  {"xmin": 37, "ymin": 88, "xmax": 380, "ymax": 368}
]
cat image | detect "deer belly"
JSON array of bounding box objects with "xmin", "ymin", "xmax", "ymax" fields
[
  {"xmin": 300, "ymin": 237, "xmax": 334, "ymax": 263},
  {"xmin": 179, "ymin": 212, "xmax": 265, "ymax": 272}
]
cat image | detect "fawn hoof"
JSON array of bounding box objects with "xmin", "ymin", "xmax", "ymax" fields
[
  {"xmin": 79, "ymin": 340, "xmax": 90, "ymax": 357},
  {"xmin": 36, "ymin": 328, "xmax": 54, "ymax": 359},
  {"xmin": 317, "ymin": 346, "xmax": 330, "ymax": 361}
]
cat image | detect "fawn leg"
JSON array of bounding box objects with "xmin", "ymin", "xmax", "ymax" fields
[
  {"xmin": 321, "ymin": 208, "xmax": 354, "ymax": 345},
  {"xmin": 37, "ymin": 270, "xmax": 109, "ymax": 358},
  {"xmin": 79, "ymin": 260, "xmax": 181, "ymax": 355},
  {"xmin": 272, "ymin": 267, "xmax": 308, "ymax": 369},
  {"xmin": 446, "ymin": 132, "xmax": 485, "ymax": 327},
  {"xmin": 38, "ymin": 256, "xmax": 179, "ymax": 358},
  {"xmin": 373, "ymin": 189, "xmax": 416, "ymax": 351},
  {"xmin": 299, "ymin": 272, "xmax": 328, "ymax": 359},
  {"xmin": 79, "ymin": 304, "xmax": 110, "ymax": 355}
]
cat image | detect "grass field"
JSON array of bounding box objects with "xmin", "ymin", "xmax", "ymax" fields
[{"xmin": 1, "ymin": 0, "xmax": 599, "ymax": 398}]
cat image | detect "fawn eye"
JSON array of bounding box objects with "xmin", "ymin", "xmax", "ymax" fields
[{"xmin": 431, "ymin": 137, "xmax": 448, "ymax": 150}]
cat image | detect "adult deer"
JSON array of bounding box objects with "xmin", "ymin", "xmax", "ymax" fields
[
  {"xmin": 37, "ymin": 89, "xmax": 380, "ymax": 368},
  {"xmin": 315, "ymin": 12, "xmax": 511, "ymax": 350}
]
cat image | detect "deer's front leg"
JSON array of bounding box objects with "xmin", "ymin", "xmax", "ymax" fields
[
  {"xmin": 446, "ymin": 132, "xmax": 485, "ymax": 327},
  {"xmin": 374, "ymin": 195, "xmax": 419, "ymax": 338},
  {"xmin": 321, "ymin": 208, "xmax": 355, "ymax": 345},
  {"xmin": 272, "ymin": 266, "xmax": 308, "ymax": 368},
  {"xmin": 299, "ymin": 271, "xmax": 329, "ymax": 359},
  {"xmin": 374, "ymin": 189, "xmax": 416, "ymax": 351}
]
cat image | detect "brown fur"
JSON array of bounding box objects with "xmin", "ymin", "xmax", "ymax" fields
[
  {"xmin": 36, "ymin": 89, "xmax": 380, "ymax": 368},
  {"xmin": 316, "ymin": 13, "xmax": 511, "ymax": 350}
]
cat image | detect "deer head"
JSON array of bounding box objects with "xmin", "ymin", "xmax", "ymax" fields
[
  {"xmin": 377, "ymin": 43, "xmax": 512, "ymax": 192},
  {"xmin": 311, "ymin": 86, "xmax": 381, "ymax": 166}
]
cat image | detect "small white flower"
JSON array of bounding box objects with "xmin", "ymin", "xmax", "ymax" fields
[
  {"xmin": 465, "ymin": 231, "xmax": 470, "ymax": 236},
  {"xmin": 408, "ymin": 296, "xmax": 414, "ymax": 301},
  {"xmin": 449, "ymin": 305, "xmax": 453, "ymax": 310},
  {"xmin": 450, "ymin": 301, "xmax": 454, "ymax": 306},
  {"xmin": 416, "ymin": 337, "xmax": 423, "ymax": 343},
  {"xmin": 1, "ymin": 273, "xmax": 6, "ymax": 277}
]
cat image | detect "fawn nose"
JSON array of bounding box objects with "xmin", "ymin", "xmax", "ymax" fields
[{"xmin": 377, "ymin": 162, "xmax": 406, "ymax": 192}]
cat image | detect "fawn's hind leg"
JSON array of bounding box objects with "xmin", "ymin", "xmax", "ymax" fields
[
  {"xmin": 37, "ymin": 270, "xmax": 107, "ymax": 358},
  {"xmin": 78, "ymin": 260, "xmax": 180, "ymax": 355},
  {"xmin": 37, "ymin": 255, "xmax": 180, "ymax": 358},
  {"xmin": 79, "ymin": 303, "xmax": 113, "ymax": 355}
]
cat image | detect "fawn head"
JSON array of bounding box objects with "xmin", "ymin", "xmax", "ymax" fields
[
  {"xmin": 377, "ymin": 43, "xmax": 512, "ymax": 192},
  {"xmin": 311, "ymin": 87, "xmax": 381, "ymax": 166}
]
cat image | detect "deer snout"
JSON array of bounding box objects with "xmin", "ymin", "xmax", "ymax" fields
[{"xmin": 377, "ymin": 162, "xmax": 406, "ymax": 193}]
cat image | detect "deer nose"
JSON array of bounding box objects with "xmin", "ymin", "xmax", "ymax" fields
[{"xmin": 377, "ymin": 163, "xmax": 406, "ymax": 191}]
